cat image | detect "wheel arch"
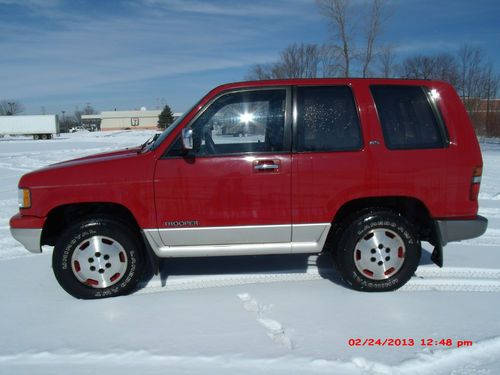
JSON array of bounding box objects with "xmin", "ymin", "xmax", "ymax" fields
[
  {"xmin": 331, "ymin": 196, "xmax": 436, "ymax": 244},
  {"xmin": 41, "ymin": 202, "xmax": 141, "ymax": 247}
]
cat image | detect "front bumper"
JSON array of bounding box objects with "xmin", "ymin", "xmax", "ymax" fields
[
  {"xmin": 10, "ymin": 228, "xmax": 42, "ymax": 253},
  {"xmin": 9, "ymin": 213, "xmax": 45, "ymax": 253},
  {"xmin": 435, "ymin": 215, "xmax": 488, "ymax": 246}
]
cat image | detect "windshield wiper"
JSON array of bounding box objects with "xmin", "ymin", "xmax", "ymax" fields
[{"xmin": 138, "ymin": 134, "xmax": 160, "ymax": 153}]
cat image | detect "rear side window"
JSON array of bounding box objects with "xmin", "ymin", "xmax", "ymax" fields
[
  {"xmin": 296, "ymin": 86, "xmax": 362, "ymax": 152},
  {"xmin": 371, "ymin": 85, "xmax": 446, "ymax": 150}
]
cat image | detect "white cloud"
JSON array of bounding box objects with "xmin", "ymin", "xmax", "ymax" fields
[
  {"xmin": 138, "ymin": 0, "xmax": 310, "ymax": 17},
  {"xmin": 0, "ymin": 4, "xmax": 281, "ymax": 100},
  {"xmin": 0, "ymin": 0, "xmax": 60, "ymax": 6}
]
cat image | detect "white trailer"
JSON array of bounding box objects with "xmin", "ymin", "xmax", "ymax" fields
[{"xmin": 0, "ymin": 115, "xmax": 60, "ymax": 139}]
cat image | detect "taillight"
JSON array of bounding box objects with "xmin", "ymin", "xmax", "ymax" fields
[{"xmin": 470, "ymin": 166, "xmax": 482, "ymax": 200}]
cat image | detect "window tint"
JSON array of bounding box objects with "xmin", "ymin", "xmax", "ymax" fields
[
  {"xmin": 371, "ymin": 85, "xmax": 446, "ymax": 150},
  {"xmin": 296, "ymin": 86, "xmax": 362, "ymax": 152},
  {"xmin": 187, "ymin": 89, "xmax": 286, "ymax": 156}
]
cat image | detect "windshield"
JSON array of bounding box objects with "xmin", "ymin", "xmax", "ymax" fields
[{"xmin": 151, "ymin": 102, "xmax": 200, "ymax": 150}]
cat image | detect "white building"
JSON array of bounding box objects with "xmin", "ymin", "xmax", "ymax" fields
[{"xmin": 82, "ymin": 109, "xmax": 182, "ymax": 131}]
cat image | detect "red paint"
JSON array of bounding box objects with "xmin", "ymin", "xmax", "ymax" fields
[{"xmin": 10, "ymin": 79, "xmax": 483, "ymax": 238}]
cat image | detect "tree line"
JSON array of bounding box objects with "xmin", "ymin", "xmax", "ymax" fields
[
  {"xmin": 0, "ymin": 100, "xmax": 24, "ymax": 116},
  {"xmin": 247, "ymin": 0, "xmax": 499, "ymax": 137}
]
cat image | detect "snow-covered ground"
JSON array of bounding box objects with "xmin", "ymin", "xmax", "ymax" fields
[{"xmin": 0, "ymin": 131, "xmax": 499, "ymax": 374}]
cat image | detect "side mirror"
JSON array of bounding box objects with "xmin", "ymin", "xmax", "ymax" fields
[{"xmin": 181, "ymin": 128, "xmax": 193, "ymax": 150}]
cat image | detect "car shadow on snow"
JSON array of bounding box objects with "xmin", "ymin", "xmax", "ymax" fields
[
  {"xmin": 137, "ymin": 247, "xmax": 436, "ymax": 293},
  {"xmin": 137, "ymin": 252, "xmax": 346, "ymax": 290}
]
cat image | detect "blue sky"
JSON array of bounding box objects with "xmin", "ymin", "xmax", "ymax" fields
[{"xmin": 0, "ymin": 0, "xmax": 499, "ymax": 115}]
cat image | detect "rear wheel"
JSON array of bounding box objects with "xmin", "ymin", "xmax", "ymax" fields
[
  {"xmin": 52, "ymin": 218, "xmax": 144, "ymax": 299},
  {"xmin": 334, "ymin": 210, "xmax": 420, "ymax": 292}
]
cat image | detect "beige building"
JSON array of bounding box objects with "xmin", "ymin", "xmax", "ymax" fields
[
  {"xmin": 82, "ymin": 109, "xmax": 182, "ymax": 131},
  {"xmin": 85, "ymin": 110, "xmax": 160, "ymax": 131}
]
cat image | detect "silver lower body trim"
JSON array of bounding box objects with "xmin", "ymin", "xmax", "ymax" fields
[
  {"xmin": 143, "ymin": 223, "xmax": 331, "ymax": 258},
  {"xmin": 158, "ymin": 224, "xmax": 291, "ymax": 246},
  {"xmin": 10, "ymin": 228, "xmax": 42, "ymax": 253}
]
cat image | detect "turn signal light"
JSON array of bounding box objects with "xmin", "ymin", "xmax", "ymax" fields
[
  {"xmin": 18, "ymin": 188, "xmax": 31, "ymax": 209},
  {"xmin": 470, "ymin": 167, "xmax": 482, "ymax": 200}
]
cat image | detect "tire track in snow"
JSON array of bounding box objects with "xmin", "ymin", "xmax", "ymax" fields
[
  {"xmin": 134, "ymin": 271, "xmax": 326, "ymax": 295},
  {"xmin": 134, "ymin": 265, "xmax": 500, "ymax": 295}
]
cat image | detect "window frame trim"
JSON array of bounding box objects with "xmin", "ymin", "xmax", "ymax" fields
[
  {"xmin": 162, "ymin": 86, "xmax": 292, "ymax": 159},
  {"xmin": 292, "ymin": 84, "xmax": 364, "ymax": 154},
  {"xmin": 369, "ymin": 84, "xmax": 449, "ymax": 151}
]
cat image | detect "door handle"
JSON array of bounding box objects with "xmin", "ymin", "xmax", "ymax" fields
[
  {"xmin": 253, "ymin": 159, "xmax": 281, "ymax": 172},
  {"xmin": 254, "ymin": 163, "xmax": 279, "ymax": 170}
]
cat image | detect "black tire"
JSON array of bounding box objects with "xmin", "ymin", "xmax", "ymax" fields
[
  {"xmin": 52, "ymin": 218, "xmax": 144, "ymax": 299},
  {"xmin": 334, "ymin": 210, "xmax": 420, "ymax": 292}
]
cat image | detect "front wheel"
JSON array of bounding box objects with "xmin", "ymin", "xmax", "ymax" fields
[
  {"xmin": 334, "ymin": 210, "xmax": 421, "ymax": 292},
  {"xmin": 52, "ymin": 218, "xmax": 144, "ymax": 299}
]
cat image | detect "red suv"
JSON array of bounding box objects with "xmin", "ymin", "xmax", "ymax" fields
[{"xmin": 10, "ymin": 79, "xmax": 488, "ymax": 299}]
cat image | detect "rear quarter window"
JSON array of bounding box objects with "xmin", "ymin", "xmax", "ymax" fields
[{"xmin": 371, "ymin": 85, "xmax": 447, "ymax": 150}]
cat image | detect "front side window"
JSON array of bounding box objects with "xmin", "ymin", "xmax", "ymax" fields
[
  {"xmin": 187, "ymin": 89, "xmax": 286, "ymax": 156},
  {"xmin": 371, "ymin": 85, "xmax": 446, "ymax": 150},
  {"xmin": 296, "ymin": 86, "xmax": 362, "ymax": 152}
]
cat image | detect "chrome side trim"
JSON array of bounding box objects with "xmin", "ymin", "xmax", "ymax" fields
[
  {"xmin": 153, "ymin": 243, "xmax": 293, "ymax": 258},
  {"xmin": 10, "ymin": 228, "xmax": 42, "ymax": 253},
  {"xmin": 143, "ymin": 223, "xmax": 331, "ymax": 258},
  {"xmin": 291, "ymin": 223, "xmax": 331, "ymax": 253},
  {"xmin": 143, "ymin": 229, "xmax": 163, "ymax": 250},
  {"xmin": 157, "ymin": 224, "xmax": 291, "ymax": 246}
]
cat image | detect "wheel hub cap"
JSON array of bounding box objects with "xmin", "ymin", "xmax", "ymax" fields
[
  {"xmin": 353, "ymin": 228, "xmax": 405, "ymax": 280},
  {"xmin": 71, "ymin": 235, "xmax": 128, "ymax": 288}
]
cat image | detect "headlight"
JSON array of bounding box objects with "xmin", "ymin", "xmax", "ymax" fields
[{"xmin": 18, "ymin": 188, "xmax": 31, "ymax": 209}]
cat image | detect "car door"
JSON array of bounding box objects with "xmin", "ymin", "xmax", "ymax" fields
[
  {"xmin": 153, "ymin": 87, "xmax": 293, "ymax": 256},
  {"xmin": 291, "ymin": 85, "xmax": 367, "ymax": 247}
]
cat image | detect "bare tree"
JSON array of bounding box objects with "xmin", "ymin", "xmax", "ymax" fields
[
  {"xmin": 400, "ymin": 45, "xmax": 500, "ymax": 137},
  {"xmin": 316, "ymin": 0, "xmax": 388, "ymax": 77},
  {"xmin": 483, "ymin": 64, "xmax": 500, "ymax": 137},
  {"xmin": 399, "ymin": 53, "xmax": 459, "ymax": 86},
  {"xmin": 361, "ymin": 0, "xmax": 383, "ymax": 77},
  {"xmin": 74, "ymin": 104, "xmax": 98, "ymax": 126},
  {"xmin": 457, "ymin": 45, "xmax": 482, "ymax": 102},
  {"xmin": 247, "ymin": 43, "xmax": 336, "ymax": 80},
  {"xmin": 0, "ymin": 100, "xmax": 24, "ymax": 116},
  {"xmin": 278, "ymin": 43, "xmax": 320, "ymax": 78},
  {"xmin": 319, "ymin": 44, "xmax": 343, "ymax": 77},
  {"xmin": 378, "ymin": 45, "xmax": 396, "ymax": 78},
  {"xmin": 456, "ymin": 45, "xmax": 500, "ymax": 136},
  {"xmin": 247, "ymin": 64, "xmax": 274, "ymax": 80},
  {"xmin": 316, "ymin": 0, "xmax": 352, "ymax": 76}
]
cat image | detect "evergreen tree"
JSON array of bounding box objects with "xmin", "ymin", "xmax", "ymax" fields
[{"xmin": 158, "ymin": 104, "xmax": 174, "ymax": 129}]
